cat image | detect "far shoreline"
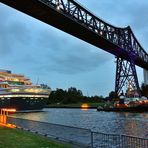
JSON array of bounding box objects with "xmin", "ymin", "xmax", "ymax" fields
[
  {"xmin": 45, "ymin": 106, "xmax": 97, "ymax": 109},
  {"xmin": 45, "ymin": 102, "xmax": 106, "ymax": 109}
]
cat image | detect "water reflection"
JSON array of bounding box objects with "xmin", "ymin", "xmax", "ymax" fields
[{"xmin": 12, "ymin": 109, "xmax": 148, "ymax": 138}]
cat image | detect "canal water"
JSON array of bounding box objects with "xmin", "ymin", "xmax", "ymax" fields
[{"xmin": 12, "ymin": 108, "xmax": 148, "ymax": 138}]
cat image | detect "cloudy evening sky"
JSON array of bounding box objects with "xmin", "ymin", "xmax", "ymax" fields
[{"xmin": 0, "ymin": 0, "xmax": 148, "ymax": 96}]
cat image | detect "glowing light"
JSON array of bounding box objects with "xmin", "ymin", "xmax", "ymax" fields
[
  {"xmin": 11, "ymin": 89, "xmax": 20, "ymax": 92},
  {"xmin": 0, "ymin": 94, "xmax": 49, "ymax": 98},
  {"xmin": 0, "ymin": 108, "xmax": 16, "ymax": 128},
  {"xmin": 6, "ymin": 123, "xmax": 16, "ymax": 128},
  {"xmin": 56, "ymin": 5, "xmax": 60, "ymax": 10},
  {"xmin": 1, "ymin": 108, "xmax": 16, "ymax": 112},
  {"xmin": 0, "ymin": 123, "xmax": 16, "ymax": 128},
  {"xmin": 81, "ymin": 103, "xmax": 89, "ymax": 110}
]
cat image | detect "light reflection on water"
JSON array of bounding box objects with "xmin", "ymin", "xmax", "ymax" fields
[{"xmin": 12, "ymin": 108, "xmax": 148, "ymax": 138}]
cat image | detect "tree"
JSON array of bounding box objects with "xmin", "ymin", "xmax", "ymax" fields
[
  {"xmin": 109, "ymin": 91, "xmax": 116, "ymax": 99},
  {"xmin": 48, "ymin": 87, "xmax": 105, "ymax": 104},
  {"xmin": 108, "ymin": 91, "xmax": 118, "ymax": 101},
  {"xmin": 67, "ymin": 87, "xmax": 83, "ymax": 103},
  {"xmin": 141, "ymin": 83, "xmax": 148, "ymax": 97},
  {"xmin": 40, "ymin": 84, "xmax": 51, "ymax": 89}
]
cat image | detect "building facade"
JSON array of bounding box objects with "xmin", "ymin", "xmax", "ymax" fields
[{"xmin": 144, "ymin": 69, "xmax": 148, "ymax": 85}]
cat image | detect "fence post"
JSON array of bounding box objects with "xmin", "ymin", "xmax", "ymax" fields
[
  {"xmin": 119, "ymin": 135, "xmax": 121, "ymax": 148},
  {"xmin": 91, "ymin": 131, "xmax": 93, "ymax": 148}
]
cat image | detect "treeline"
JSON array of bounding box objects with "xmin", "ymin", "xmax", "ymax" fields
[
  {"xmin": 141, "ymin": 83, "xmax": 148, "ymax": 97},
  {"xmin": 47, "ymin": 83, "xmax": 148, "ymax": 104},
  {"xmin": 48, "ymin": 87, "xmax": 104, "ymax": 104}
]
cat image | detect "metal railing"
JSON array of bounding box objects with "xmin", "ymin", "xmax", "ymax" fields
[
  {"xmin": 92, "ymin": 132, "xmax": 148, "ymax": 148},
  {"xmin": 7, "ymin": 116, "xmax": 148, "ymax": 148}
]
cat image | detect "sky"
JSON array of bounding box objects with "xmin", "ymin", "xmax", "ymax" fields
[{"xmin": 0, "ymin": 0, "xmax": 148, "ymax": 97}]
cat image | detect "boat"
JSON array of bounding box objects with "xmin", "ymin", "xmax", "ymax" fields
[
  {"xmin": 97, "ymin": 96, "xmax": 148, "ymax": 112},
  {"xmin": 97, "ymin": 81, "xmax": 148, "ymax": 112},
  {"xmin": 0, "ymin": 69, "xmax": 51, "ymax": 111}
]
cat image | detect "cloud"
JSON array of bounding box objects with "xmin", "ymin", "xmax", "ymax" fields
[
  {"xmin": 0, "ymin": 4, "xmax": 32, "ymax": 55},
  {"xmin": 31, "ymin": 28, "xmax": 113, "ymax": 74},
  {"xmin": 77, "ymin": 0, "xmax": 148, "ymax": 53},
  {"xmin": 0, "ymin": 3, "xmax": 113, "ymax": 75},
  {"xmin": 1, "ymin": 0, "xmax": 147, "ymax": 76}
]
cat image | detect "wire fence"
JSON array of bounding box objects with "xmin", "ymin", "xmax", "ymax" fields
[{"xmin": 7, "ymin": 116, "xmax": 148, "ymax": 148}]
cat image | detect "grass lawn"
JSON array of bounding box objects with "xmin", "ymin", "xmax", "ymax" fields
[{"xmin": 0, "ymin": 126, "xmax": 70, "ymax": 148}]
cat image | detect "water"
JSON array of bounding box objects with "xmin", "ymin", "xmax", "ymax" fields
[{"xmin": 12, "ymin": 108, "xmax": 148, "ymax": 138}]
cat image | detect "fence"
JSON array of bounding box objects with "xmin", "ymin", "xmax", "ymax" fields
[{"xmin": 7, "ymin": 117, "xmax": 148, "ymax": 148}]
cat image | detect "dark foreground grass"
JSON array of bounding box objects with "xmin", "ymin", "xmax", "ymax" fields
[{"xmin": 0, "ymin": 126, "xmax": 70, "ymax": 148}]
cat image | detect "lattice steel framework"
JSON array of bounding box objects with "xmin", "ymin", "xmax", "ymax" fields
[
  {"xmin": 39, "ymin": 0, "xmax": 148, "ymax": 65},
  {"xmin": 39, "ymin": 0, "xmax": 148, "ymax": 95},
  {"xmin": 115, "ymin": 57, "xmax": 140, "ymax": 96}
]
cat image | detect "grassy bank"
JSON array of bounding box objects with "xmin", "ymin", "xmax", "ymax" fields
[{"xmin": 0, "ymin": 126, "xmax": 70, "ymax": 148}]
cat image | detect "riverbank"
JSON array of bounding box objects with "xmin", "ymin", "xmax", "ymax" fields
[
  {"xmin": 0, "ymin": 126, "xmax": 70, "ymax": 148},
  {"xmin": 46, "ymin": 102, "xmax": 105, "ymax": 108},
  {"xmin": 11, "ymin": 108, "xmax": 148, "ymax": 139}
]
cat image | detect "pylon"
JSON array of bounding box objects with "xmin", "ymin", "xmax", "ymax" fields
[{"xmin": 115, "ymin": 57, "xmax": 140, "ymax": 96}]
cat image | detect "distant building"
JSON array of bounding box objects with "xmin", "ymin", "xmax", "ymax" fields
[
  {"xmin": 125, "ymin": 81, "xmax": 139, "ymax": 97},
  {"xmin": 143, "ymin": 69, "xmax": 148, "ymax": 85}
]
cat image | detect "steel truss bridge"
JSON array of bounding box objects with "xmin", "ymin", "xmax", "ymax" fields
[{"xmin": 1, "ymin": 0, "xmax": 148, "ymax": 96}]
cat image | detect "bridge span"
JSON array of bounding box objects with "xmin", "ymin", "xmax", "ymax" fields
[{"xmin": 1, "ymin": 0, "xmax": 148, "ymax": 95}]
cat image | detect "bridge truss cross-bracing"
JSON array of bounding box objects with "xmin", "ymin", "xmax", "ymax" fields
[
  {"xmin": 1, "ymin": 0, "xmax": 148, "ymax": 96},
  {"xmin": 115, "ymin": 57, "xmax": 140, "ymax": 96}
]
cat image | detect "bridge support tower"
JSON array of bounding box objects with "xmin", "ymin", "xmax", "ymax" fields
[{"xmin": 115, "ymin": 57, "xmax": 140, "ymax": 97}]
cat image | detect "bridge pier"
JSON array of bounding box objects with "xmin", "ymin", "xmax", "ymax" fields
[
  {"xmin": 143, "ymin": 69, "xmax": 148, "ymax": 85},
  {"xmin": 115, "ymin": 57, "xmax": 140, "ymax": 96}
]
